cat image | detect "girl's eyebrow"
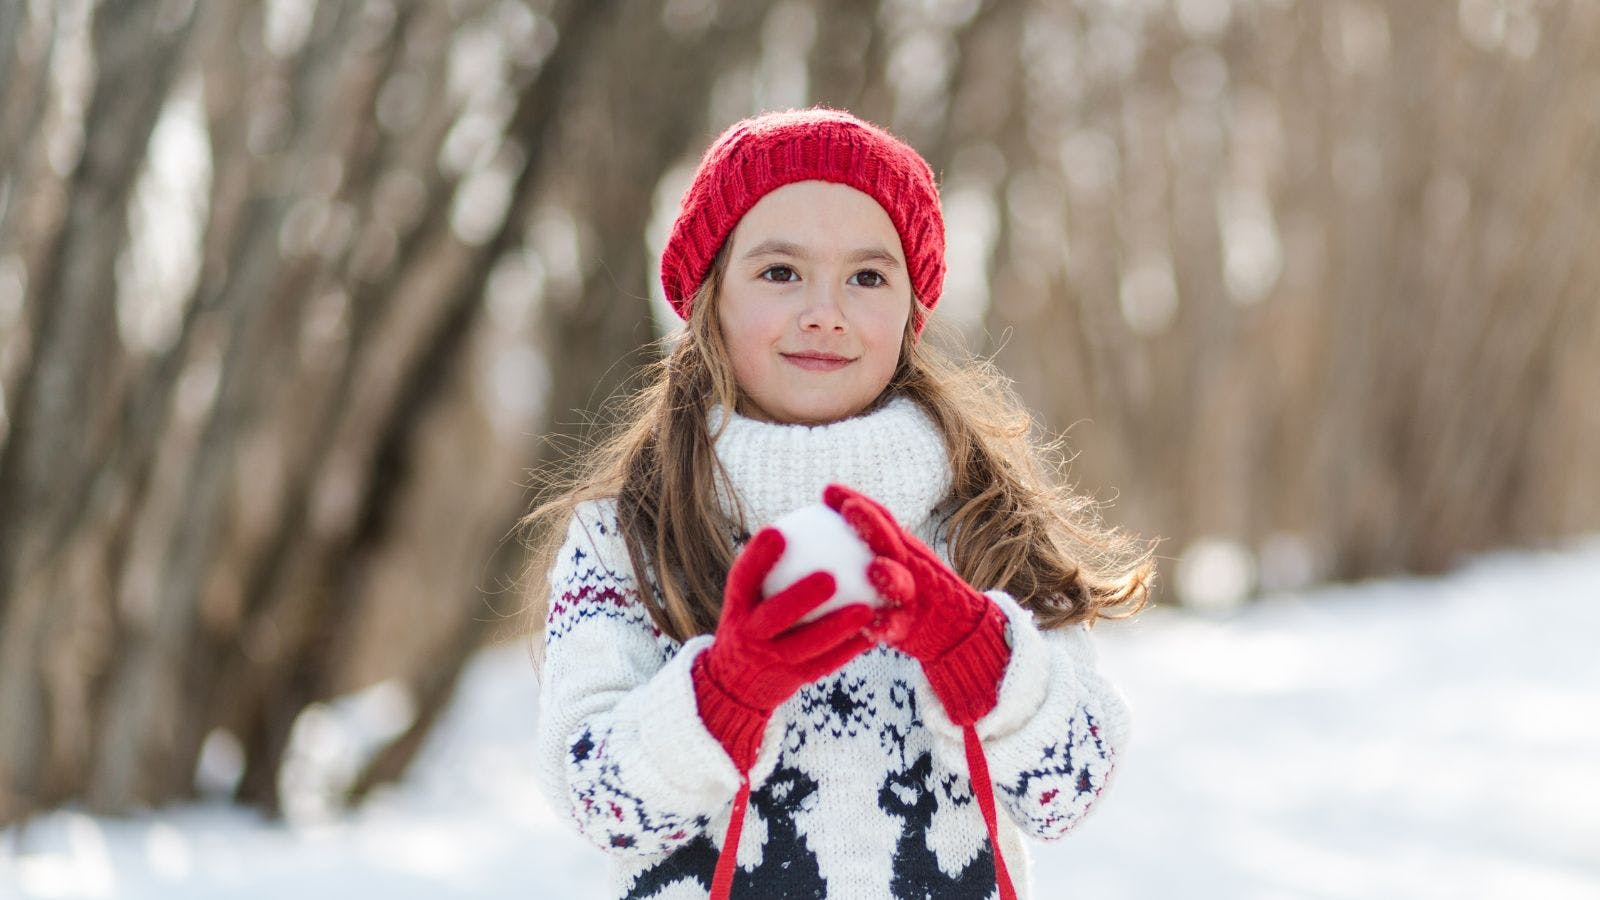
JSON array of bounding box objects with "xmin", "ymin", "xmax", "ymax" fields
[{"xmin": 742, "ymin": 238, "xmax": 903, "ymax": 270}]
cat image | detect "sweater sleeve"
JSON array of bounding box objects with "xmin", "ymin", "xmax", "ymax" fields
[
  {"xmin": 918, "ymin": 588, "xmax": 1132, "ymax": 841},
  {"xmin": 533, "ymin": 500, "xmax": 745, "ymax": 856}
]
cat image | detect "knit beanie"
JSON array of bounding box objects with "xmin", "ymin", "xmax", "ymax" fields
[{"xmin": 659, "ymin": 105, "xmax": 946, "ymax": 336}]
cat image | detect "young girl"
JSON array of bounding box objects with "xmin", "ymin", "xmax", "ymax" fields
[{"xmin": 525, "ymin": 106, "xmax": 1153, "ymax": 900}]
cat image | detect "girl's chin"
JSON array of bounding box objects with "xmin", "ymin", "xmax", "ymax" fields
[{"xmin": 759, "ymin": 397, "xmax": 869, "ymax": 426}]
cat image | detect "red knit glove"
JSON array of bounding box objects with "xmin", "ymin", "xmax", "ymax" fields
[
  {"xmin": 823, "ymin": 483, "xmax": 1011, "ymax": 727},
  {"xmin": 692, "ymin": 526, "xmax": 878, "ymax": 772}
]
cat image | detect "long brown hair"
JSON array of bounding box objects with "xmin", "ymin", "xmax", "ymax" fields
[{"xmin": 519, "ymin": 241, "xmax": 1156, "ymax": 660}]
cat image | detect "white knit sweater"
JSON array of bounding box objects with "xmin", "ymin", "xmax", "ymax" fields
[{"xmin": 534, "ymin": 395, "xmax": 1131, "ymax": 899}]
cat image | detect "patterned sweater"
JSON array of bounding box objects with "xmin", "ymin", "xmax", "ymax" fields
[{"xmin": 533, "ymin": 395, "xmax": 1131, "ymax": 899}]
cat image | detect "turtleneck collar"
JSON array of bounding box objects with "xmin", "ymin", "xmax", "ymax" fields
[{"xmin": 707, "ymin": 395, "xmax": 953, "ymax": 541}]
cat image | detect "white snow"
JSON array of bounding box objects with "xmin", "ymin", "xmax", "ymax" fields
[
  {"xmin": 4, "ymin": 535, "xmax": 1598, "ymax": 899},
  {"xmin": 764, "ymin": 503, "xmax": 883, "ymax": 624}
]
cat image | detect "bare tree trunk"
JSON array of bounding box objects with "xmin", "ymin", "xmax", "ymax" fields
[{"xmin": 0, "ymin": 0, "xmax": 198, "ymax": 822}]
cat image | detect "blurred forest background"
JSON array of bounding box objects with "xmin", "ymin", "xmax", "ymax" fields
[{"xmin": 1, "ymin": 0, "xmax": 1596, "ymax": 832}]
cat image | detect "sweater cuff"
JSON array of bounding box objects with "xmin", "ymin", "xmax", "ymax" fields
[
  {"xmin": 620, "ymin": 636, "xmax": 743, "ymax": 802},
  {"xmin": 972, "ymin": 618, "xmax": 1130, "ymax": 805}
]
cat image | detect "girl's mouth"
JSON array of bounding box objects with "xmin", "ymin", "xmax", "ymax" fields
[{"xmin": 782, "ymin": 352, "xmax": 854, "ymax": 372}]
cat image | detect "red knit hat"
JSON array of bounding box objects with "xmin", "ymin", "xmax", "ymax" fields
[{"xmin": 659, "ymin": 106, "xmax": 946, "ymax": 336}]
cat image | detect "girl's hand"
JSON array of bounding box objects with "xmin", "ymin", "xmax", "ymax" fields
[
  {"xmin": 823, "ymin": 483, "xmax": 1012, "ymax": 726},
  {"xmin": 692, "ymin": 527, "xmax": 878, "ymax": 772}
]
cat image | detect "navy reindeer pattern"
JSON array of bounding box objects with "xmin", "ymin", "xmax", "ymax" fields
[{"xmin": 879, "ymin": 751, "xmax": 999, "ymax": 899}]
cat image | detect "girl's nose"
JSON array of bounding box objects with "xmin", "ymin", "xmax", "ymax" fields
[{"xmin": 798, "ymin": 282, "xmax": 847, "ymax": 332}]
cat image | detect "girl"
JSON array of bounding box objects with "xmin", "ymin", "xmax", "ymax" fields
[{"xmin": 525, "ymin": 106, "xmax": 1154, "ymax": 900}]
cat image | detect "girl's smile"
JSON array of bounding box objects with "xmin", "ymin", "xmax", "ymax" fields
[{"xmin": 781, "ymin": 350, "xmax": 856, "ymax": 372}]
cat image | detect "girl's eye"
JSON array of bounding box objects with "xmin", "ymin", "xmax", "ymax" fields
[{"xmin": 758, "ymin": 266, "xmax": 887, "ymax": 287}]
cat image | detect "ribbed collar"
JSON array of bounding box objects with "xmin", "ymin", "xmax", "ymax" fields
[{"xmin": 707, "ymin": 395, "xmax": 953, "ymax": 541}]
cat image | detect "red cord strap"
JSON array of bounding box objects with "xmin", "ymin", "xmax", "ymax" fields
[
  {"xmin": 710, "ymin": 777, "xmax": 752, "ymax": 900},
  {"xmin": 964, "ymin": 723, "xmax": 1018, "ymax": 900}
]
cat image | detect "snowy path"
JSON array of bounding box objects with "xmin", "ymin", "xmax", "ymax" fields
[{"xmin": 4, "ymin": 537, "xmax": 1598, "ymax": 899}]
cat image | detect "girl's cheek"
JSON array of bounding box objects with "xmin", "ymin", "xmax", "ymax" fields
[{"xmin": 869, "ymin": 303, "xmax": 911, "ymax": 341}]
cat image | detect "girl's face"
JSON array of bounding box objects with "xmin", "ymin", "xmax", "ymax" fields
[{"xmin": 717, "ymin": 180, "xmax": 913, "ymax": 426}]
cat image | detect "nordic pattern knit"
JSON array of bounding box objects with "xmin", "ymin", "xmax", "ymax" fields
[{"xmin": 533, "ymin": 396, "xmax": 1131, "ymax": 899}]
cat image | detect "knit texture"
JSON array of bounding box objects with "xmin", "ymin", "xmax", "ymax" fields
[
  {"xmin": 708, "ymin": 396, "xmax": 951, "ymax": 532},
  {"xmin": 533, "ymin": 396, "xmax": 1132, "ymax": 899},
  {"xmin": 691, "ymin": 659, "xmax": 772, "ymax": 774},
  {"xmin": 659, "ymin": 106, "xmax": 946, "ymax": 334},
  {"xmin": 922, "ymin": 601, "xmax": 1013, "ymax": 728}
]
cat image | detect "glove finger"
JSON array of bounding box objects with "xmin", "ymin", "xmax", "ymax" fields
[
  {"xmin": 869, "ymin": 601, "xmax": 913, "ymax": 645},
  {"xmin": 723, "ymin": 527, "xmax": 787, "ymax": 620},
  {"xmin": 823, "ymin": 483, "xmax": 892, "ymax": 519},
  {"xmin": 839, "ymin": 498, "xmax": 907, "ymax": 561},
  {"xmin": 796, "ymin": 631, "xmax": 877, "ymax": 682},
  {"xmin": 745, "ymin": 570, "xmax": 837, "ymax": 640},
  {"xmin": 821, "ymin": 482, "xmax": 863, "ymax": 512},
  {"xmin": 866, "ymin": 557, "xmax": 915, "ymax": 605},
  {"xmin": 822, "ymin": 484, "xmax": 908, "ymax": 558},
  {"xmin": 845, "ymin": 487, "xmax": 903, "ymax": 535},
  {"xmin": 771, "ymin": 603, "xmax": 877, "ymax": 662}
]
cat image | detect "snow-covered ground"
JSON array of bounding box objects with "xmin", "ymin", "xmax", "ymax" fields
[{"xmin": 4, "ymin": 536, "xmax": 1598, "ymax": 899}]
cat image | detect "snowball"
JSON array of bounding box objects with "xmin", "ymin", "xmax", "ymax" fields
[{"xmin": 761, "ymin": 504, "xmax": 884, "ymax": 625}]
